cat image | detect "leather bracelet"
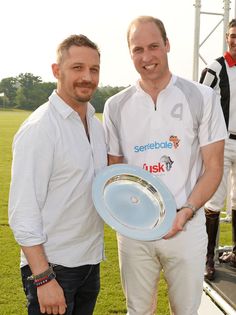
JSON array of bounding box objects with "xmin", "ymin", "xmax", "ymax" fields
[
  {"xmin": 179, "ymin": 203, "xmax": 197, "ymax": 217},
  {"xmin": 27, "ymin": 265, "xmax": 53, "ymax": 281},
  {"xmin": 34, "ymin": 271, "xmax": 56, "ymax": 287}
]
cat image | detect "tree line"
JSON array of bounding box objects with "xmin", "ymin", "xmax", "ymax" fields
[{"xmin": 0, "ymin": 73, "xmax": 127, "ymax": 113}]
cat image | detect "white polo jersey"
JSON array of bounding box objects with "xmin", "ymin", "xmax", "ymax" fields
[{"xmin": 103, "ymin": 75, "xmax": 227, "ymax": 208}]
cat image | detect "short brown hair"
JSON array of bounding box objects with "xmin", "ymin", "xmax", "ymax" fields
[
  {"xmin": 127, "ymin": 16, "xmax": 168, "ymax": 47},
  {"xmin": 56, "ymin": 34, "xmax": 100, "ymax": 64},
  {"xmin": 228, "ymin": 18, "xmax": 236, "ymax": 30}
]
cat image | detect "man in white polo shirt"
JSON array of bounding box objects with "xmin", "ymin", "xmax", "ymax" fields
[
  {"xmin": 103, "ymin": 16, "xmax": 227, "ymax": 315},
  {"xmin": 8, "ymin": 34, "xmax": 107, "ymax": 315}
]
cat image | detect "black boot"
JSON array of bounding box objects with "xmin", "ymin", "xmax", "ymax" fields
[
  {"xmin": 219, "ymin": 209, "xmax": 236, "ymax": 267},
  {"xmin": 231, "ymin": 209, "xmax": 236, "ymax": 267},
  {"xmin": 205, "ymin": 208, "xmax": 220, "ymax": 281}
]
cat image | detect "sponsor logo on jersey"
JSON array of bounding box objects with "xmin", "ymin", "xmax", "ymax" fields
[
  {"xmin": 143, "ymin": 155, "xmax": 174, "ymax": 173},
  {"xmin": 134, "ymin": 136, "xmax": 180, "ymax": 153},
  {"xmin": 169, "ymin": 135, "xmax": 180, "ymax": 149}
]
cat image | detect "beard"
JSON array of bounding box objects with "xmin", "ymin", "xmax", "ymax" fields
[
  {"xmin": 74, "ymin": 82, "xmax": 97, "ymax": 103},
  {"xmin": 74, "ymin": 94, "xmax": 92, "ymax": 103}
]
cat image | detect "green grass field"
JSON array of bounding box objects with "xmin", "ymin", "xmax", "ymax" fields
[{"xmin": 0, "ymin": 110, "xmax": 232, "ymax": 315}]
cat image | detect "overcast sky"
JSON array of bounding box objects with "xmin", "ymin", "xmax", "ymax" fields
[{"xmin": 1, "ymin": 0, "xmax": 235, "ymax": 86}]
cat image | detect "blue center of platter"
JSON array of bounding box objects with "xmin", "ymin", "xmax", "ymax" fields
[{"xmin": 103, "ymin": 180, "xmax": 161, "ymax": 230}]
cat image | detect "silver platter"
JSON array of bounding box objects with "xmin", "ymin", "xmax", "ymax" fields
[{"xmin": 92, "ymin": 164, "xmax": 176, "ymax": 241}]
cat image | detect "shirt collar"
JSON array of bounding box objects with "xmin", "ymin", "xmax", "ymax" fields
[
  {"xmin": 224, "ymin": 51, "xmax": 236, "ymax": 67},
  {"xmin": 49, "ymin": 90, "xmax": 95, "ymax": 119},
  {"xmin": 135, "ymin": 74, "xmax": 175, "ymax": 94}
]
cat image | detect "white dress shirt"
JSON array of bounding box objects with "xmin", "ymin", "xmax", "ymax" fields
[{"xmin": 9, "ymin": 91, "xmax": 107, "ymax": 267}]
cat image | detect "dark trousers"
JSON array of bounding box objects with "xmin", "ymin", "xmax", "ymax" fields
[{"xmin": 21, "ymin": 263, "xmax": 100, "ymax": 315}]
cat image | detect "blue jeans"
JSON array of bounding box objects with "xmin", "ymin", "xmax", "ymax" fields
[{"xmin": 21, "ymin": 263, "xmax": 100, "ymax": 315}]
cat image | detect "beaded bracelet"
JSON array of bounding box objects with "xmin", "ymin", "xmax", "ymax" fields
[{"xmin": 34, "ymin": 271, "xmax": 56, "ymax": 287}]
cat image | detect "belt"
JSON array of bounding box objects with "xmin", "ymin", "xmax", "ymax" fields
[{"xmin": 229, "ymin": 134, "xmax": 236, "ymax": 140}]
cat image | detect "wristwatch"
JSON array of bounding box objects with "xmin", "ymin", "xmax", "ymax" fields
[{"xmin": 180, "ymin": 203, "xmax": 197, "ymax": 217}]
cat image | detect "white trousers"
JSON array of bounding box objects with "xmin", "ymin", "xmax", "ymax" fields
[
  {"xmin": 205, "ymin": 138, "xmax": 236, "ymax": 212},
  {"xmin": 117, "ymin": 210, "xmax": 207, "ymax": 315}
]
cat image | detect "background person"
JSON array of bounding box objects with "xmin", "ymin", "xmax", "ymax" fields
[
  {"xmin": 103, "ymin": 16, "xmax": 227, "ymax": 315},
  {"xmin": 8, "ymin": 34, "xmax": 107, "ymax": 315},
  {"xmin": 200, "ymin": 18, "xmax": 236, "ymax": 280}
]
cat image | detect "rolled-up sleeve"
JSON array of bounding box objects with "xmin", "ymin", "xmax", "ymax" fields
[{"xmin": 8, "ymin": 120, "xmax": 54, "ymax": 246}]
